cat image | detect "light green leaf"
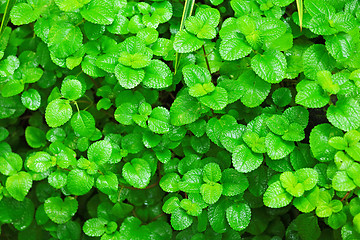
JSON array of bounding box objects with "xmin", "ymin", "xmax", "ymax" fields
[
  {"xmin": 26, "ymin": 151, "xmax": 55, "ymax": 173},
  {"xmin": 67, "ymin": 169, "xmax": 94, "ymax": 196},
  {"xmin": 61, "ymin": 79, "xmax": 82, "ymax": 100},
  {"xmin": 219, "ymin": 37, "xmax": 252, "ymax": 61},
  {"xmin": 263, "ymin": 180, "xmax": 293, "ymax": 208},
  {"xmin": 237, "ymin": 70, "xmax": 271, "ymax": 108},
  {"xmin": 309, "ymin": 123, "xmax": 343, "ymax": 162},
  {"xmin": 251, "ymin": 50, "xmax": 287, "ymax": 83},
  {"xmin": 48, "ymin": 23, "xmax": 83, "ymax": 59},
  {"xmin": 80, "ymin": 0, "xmax": 116, "ymax": 25},
  {"xmin": 232, "ymin": 145, "xmax": 263, "ymax": 173},
  {"xmin": 44, "ymin": 197, "xmax": 78, "ymax": 224},
  {"xmin": 96, "ymin": 172, "xmax": 118, "ymax": 195},
  {"xmin": 148, "ymin": 106, "xmax": 170, "ymax": 134},
  {"xmin": 83, "ymin": 218, "xmax": 108, "ymax": 237},
  {"xmin": 266, "ymin": 115, "xmax": 290, "ymax": 136},
  {"xmin": 327, "ymin": 98, "xmax": 360, "ymax": 132},
  {"xmin": 200, "ymin": 182, "xmax": 223, "ymax": 204},
  {"xmin": 170, "ymin": 92, "xmax": 202, "ymax": 126},
  {"xmin": 182, "ymin": 64, "xmax": 211, "ymax": 87},
  {"xmin": 6, "ymin": 171, "xmax": 32, "ymax": 201},
  {"xmin": 170, "ymin": 208, "xmax": 193, "ymax": 231},
  {"xmin": 325, "ymin": 33, "xmax": 355, "ymax": 61},
  {"xmin": 45, "ymin": 99, "xmax": 73, "ymax": 128},
  {"xmin": 160, "ymin": 173, "xmax": 180, "ymax": 192},
  {"xmin": 88, "ymin": 140, "xmax": 112, "ymax": 165},
  {"xmin": 265, "ymin": 132, "xmax": 295, "ymax": 160},
  {"xmin": 226, "ymin": 203, "xmax": 251, "ymax": 231},
  {"xmin": 0, "ymin": 152, "xmax": 22, "ymax": 176},
  {"xmin": 332, "ymin": 171, "xmax": 356, "ymax": 192},
  {"xmin": 21, "ymin": 89, "xmax": 41, "ymax": 111},
  {"xmin": 302, "ymin": 44, "xmax": 335, "ymax": 80},
  {"xmin": 71, "ymin": 111, "xmax": 96, "ymax": 138},
  {"xmin": 25, "ymin": 126, "xmax": 46, "ymax": 149},
  {"xmin": 295, "ymin": 80, "xmax": 329, "ymax": 108},
  {"xmin": 199, "ymin": 87, "xmax": 228, "ymax": 110},
  {"xmin": 10, "ymin": 3, "xmax": 38, "ymax": 25},
  {"xmin": 173, "ymin": 30, "xmax": 203, "ymax": 53},
  {"xmin": 122, "ymin": 158, "xmax": 151, "ymax": 189},
  {"xmin": 55, "ymin": 0, "xmax": 91, "ymax": 12},
  {"xmin": 115, "ymin": 64, "xmax": 145, "ymax": 89},
  {"xmin": 142, "ymin": 60, "xmax": 172, "ymax": 89}
]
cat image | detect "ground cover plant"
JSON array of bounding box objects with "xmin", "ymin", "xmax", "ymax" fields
[{"xmin": 0, "ymin": 0, "xmax": 360, "ymax": 239}]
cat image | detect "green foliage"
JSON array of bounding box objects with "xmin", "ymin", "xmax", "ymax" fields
[{"xmin": 0, "ymin": 0, "xmax": 359, "ymax": 239}]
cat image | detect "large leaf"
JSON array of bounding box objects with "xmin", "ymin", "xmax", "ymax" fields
[
  {"xmin": 122, "ymin": 158, "xmax": 151, "ymax": 189},
  {"xmin": 327, "ymin": 98, "xmax": 360, "ymax": 132},
  {"xmin": 44, "ymin": 197, "xmax": 78, "ymax": 224},
  {"xmin": 251, "ymin": 50, "xmax": 287, "ymax": 83},
  {"xmin": 6, "ymin": 171, "xmax": 32, "ymax": 201},
  {"xmin": 263, "ymin": 180, "xmax": 293, "ymax": 208}
]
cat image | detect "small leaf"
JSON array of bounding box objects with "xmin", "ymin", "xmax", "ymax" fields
[
  {"xmin": 44, "ymin": 197, "xmax": 78, "ymax": 224},
  {"xmin": 0, "ymin": 152, "xmax": 22, "ymax": 176},
  {"xmin": 45, "ymin": 99, "xmax": 73, "ymax": 128},
  {"xmin": 251, "ymin": 50, "xmax": 287, "ymax": 83},
  {"xmin": 122, "ymin": 158, "xmax": 151, "ymax": 189},
  {"xmin": 21, "ymin": 89, "xmax": 41, "ymax": 111},
  {"xmin": 67, "ymin": 169, "xmax": 94, "ymax": 196},
  {"xmin": 219, "ymin": 37, "xmax": 252, "ymax": 61},
  {"xmin": 265, "ymin": 132, "xmax": 295, "ymax": 160},
  {"xmin": 263, "ymin": 181, "xmax": 293, "ymax": 208},
  {"xmin": 71, "ymin": 111, "xmax": 96, "ymax": 138},
  {"xmin": 226, "ymin": 203, "xmax": 251, "ymax": 231},
  {"xmin": 170, "ymin": 208, "xmax": 193, "ymax": 231},
  {"xmin": 83, "ymin": 218, "xmax": 108, "ymax": 237},
  {"xmin": 232, "ymin": 145, "xmax": 263, "ymax": 173},
  {"xmin": 200, "ymin": 183, "xmax": 223, "ymax": 204},
  {"xmin": 115, "ymin": 64, "xmax": 145, "ymax": 89},
  {"xmin": 148, "ymin": 107, "xmax": 170, "ymax": 134},
  {"xmin": 142, "ymin": 60, "xmax": 172, "ymax": 89},
  {"xmin": 327, "ymin": 98, "xmax": 360, "ymax": 132},
  {"xmin": 61, "ymin": 79, "xmax": 83, "ymax": 100},
  {"xmin": 6, "ymin": 171, "xmax": 32, "ymax": 201},
  {"xmin": 173, "ymin": 30, "xmax": 203, "ymax": 53}
]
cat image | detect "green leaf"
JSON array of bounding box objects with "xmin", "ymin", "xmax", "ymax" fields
[
  {"xmin": 160, "ymin": 173, "xmax": 180, "ymax": 192},
  {"xmin": 221, "ymin": 168, "xmax": 249, "ymax": 196},
  {"xmin": 10, "ymin": 3, "xmax": 38, "ymax": 25},
  {"xmin": 219, "ymin": 37, "xmax": 252, "ymax": 61},
  {"xmin": 0, "ymin": 152, "xmax": 22, "ymax": 176},
  {"xmin": 266, "ymin": 115, "xmax": 290, "ymax": 136},
  {"xmin": 6, "ymin": 171, "xmax": 32, "ymax": 201},
  {"xmin": 54, "ymin": 0, "xmax": 91, "ymax": 12},
  {"xmin": 67, "ymin": 169, "xmax": 94, "ymax": 196},
  {"xmin": 327, "ymin": 98, "xmax": 360, "ymax": 132},
  {"xmin": 48, "ymin": 23, "xmax": 83, "ymax": 59},
  {"xmin": 170, "ymin": 91, "xmax": 202, "ymax": 126},
  {"xmin": 199, "ymin": 86, "xmax": 228, "ymax": 110},
  {"xmin": 309, "ymin": 123, "xmax": 343, "ymax": 162},
  {"xmin": 44, "ymin": 197, "xmax": 78, "ymax": 224},
  {"xmin": 45, "ymin": 99, "xmax": 73, "ymax": 128},
  {"xmin": 122, "ymin": 158, "xmax": 151, "ymax": 189},
  {"xmin": 226, "ymin": 203, "xmax": 251, "ymax": 231},
  {"xmin": 83, "ymin": 218, "xmax": 108, "ymax": 237},
  {"xmin": 325, "ymin": 33, "xmax": 355, "ymax": 61},
  {"xmin": 148, "ymin": 107, "xmax": 170, "ymax": 134},
  {"xmin": 232, "ymin": 145, "xmax": 263, "ymax": 173},
  {"xmin": 265, "ymin": 132, "xmax": 295, "ymax": 160},
  {"xmin": 71, "ymin": 111, "xmax": 96, "ymax": 138},
  {"xmin": 280, "ymin": 171, "xmax": 304, "ymax": 197},
  {"xmin": 142, "ymin": 60, "xmax": 172, "ymax": 89},
  {"xmin": 182, "ymin": 64, "xmax": 211, "ymax": 87},
  {"xmin": 180, "ymin": 198, "xmax": 202, "ymax": 216},
  {"xmin": 293, "ymin": 187, "xmax": 319, "ymax": 213},
  {"xmin": 237, "ymin": 70, "xmax": 271, "ymax": 108},
  {"xmin": 200, "ymin": 183, "xmax": 223, "ymax": 204},
  {"xmin": 302, "ymin": 44, "xmax": 335, "ymax": 80},
  {"xmin": 162, "ymin": 196, "xmax": 180, "ymax": 214},
  {"xmin": 203, "ymin": 163, "xmax": 222, "ymax": 183},
  {"xmin": 263, "ymin": 180, "xmax": 293, "ymax": 208},
  {"xmin": 61, "ymin": 79, "xmax": 82, "ymax": 100},
  {"xmin": 332, "ymin": 171, "xmax": 356, "ymax": 192},
  {"xmin": 48, "ymin": 169, "xmax": 68, "ymax": 189},
  {"xmin": 295, "ymin": 168, "xmax": 318, "ymax": 190},
  {"xmin": 272, "ymin": 87, "xmax": 292, "ymax": 107},
  {"xmin": 96, "ymin": 172, "xmax": 118, "ymax": 195},
  {"xmin": 88, "ymin": 140, "xmax": 112, "ymax": 165},
  {"xmin": 251, "ymin": 50, "xmax": 287, "ymax": 83},
  {"xmin": 26, "ymin": 151, "xmax": 55, "ymax": 173},
  {"xmin": 25, "ymin": 126, "xmax": 46, "ymax": 148},
  {"xmin": 171, "ymin": 208, "xmax": 193, "ymax": 231},
  {"xmin": 80, "ymin": 0, "xmax": 116, "ymax": 25},
  {"xmin": 1, "ymin": 79, "xmax": 24, "ymax": 97},
  {"xmin": 115, "ymin": 64, "xmax": 145, "ymax": 89},
  {"xmin": 21, "ymin": 89, "xmax": 41, "ymax": 111},
  {"xmin": 173, "ymin": 30, "xmax": 203, "ymax": 53}
]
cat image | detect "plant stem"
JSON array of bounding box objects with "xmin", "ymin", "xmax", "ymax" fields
[{"xmin": 202, "ymin": 45, "xmax": 211, "ymax": 73}]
